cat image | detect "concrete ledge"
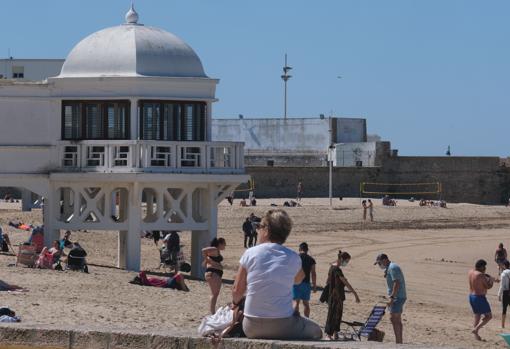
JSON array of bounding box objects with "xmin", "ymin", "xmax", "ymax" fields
[{"xmin": 0, "ymin": 325, "xmax": 458, "ymax": 349}]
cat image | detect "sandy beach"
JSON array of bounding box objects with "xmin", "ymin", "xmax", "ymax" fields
[{"xmin": 1, "ymin": 198, "xmax": 510, "ymax": 348}]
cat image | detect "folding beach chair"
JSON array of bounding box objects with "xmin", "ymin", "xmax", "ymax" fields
[
  {"xmin": 16, "ymin": 243, "xmax": 38, "ymax": 268},
  {"xmin": 500, "ymin": 333, "xmax": 510, "ymax": 347},
  {"xmin": 340, "ymin": 305, "xmax": 386, "ymax": 341}
]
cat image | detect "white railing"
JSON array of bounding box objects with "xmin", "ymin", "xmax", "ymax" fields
[{"xmin": 57, "ymin": 140, "xmax": 244, "ymax": 174}]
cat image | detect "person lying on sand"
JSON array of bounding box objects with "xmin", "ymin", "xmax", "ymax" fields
[
  {"xmin": 0, "ymin": 280, "xmax": 28, "ymax": 292},
  {"xmin": 132, "ymin": 271, "xmax": 189, "ymax": 291}
]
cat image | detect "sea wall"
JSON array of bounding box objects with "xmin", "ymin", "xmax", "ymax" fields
[
  {"xmin": 0, "ymin": 325, "xmax": 455, "ymax": 349},
  {"xmin": 245, "ymin": 156, "xmax": 510, "ymax": 204}
]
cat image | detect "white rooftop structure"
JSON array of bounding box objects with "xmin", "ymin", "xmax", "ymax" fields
[
  {"xmin": 0, "ymin": 5, "xmax": 247, "ymax": 276},
  {"xmin": 60, "ymin": 6, "xmax": 206, "ymax": 78}
]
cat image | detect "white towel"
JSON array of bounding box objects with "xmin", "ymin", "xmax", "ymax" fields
[{"xmin": 198, "ymin": 305, "xmax": 233, "ymax": 336}]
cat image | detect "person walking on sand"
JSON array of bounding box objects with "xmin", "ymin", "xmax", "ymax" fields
[
  {"xmin": 375, "ymin": 253, "xmax": 406, "ymax": 344},
  {"xmin": 203, "ymin": 238, "xmax": 226, "ymax": 314},
  {"xmin": 368, "ymin": 199, "xmax": 374, "ymax": 222},
  {"xmin": 468, "ymin": 259, "xmax": 495, "ymax": 340},
  {"xmin": 324, "ymin": 250, "xmax": 361, "ymax": 340},
  {"xmin": 361, "ymin": 200, "xmax": 367, "ymax": 220},
  {"xmin": 495, "ymin": 243, "xmax": 508, "ymax": 273},
  {"xmin": 242, "ymin": 217, "xmax": 253, "ymax": 248},
  {"xmin": 499, "ymin": 260, "xmax": 510, "ymax": 328},
  {"xmin": 293, "ymin": 242, "xmax": 317, "ymax": 318},
  {"xmin": 297, "ymin": 181, "xmax": 304, "ymax": 202}
]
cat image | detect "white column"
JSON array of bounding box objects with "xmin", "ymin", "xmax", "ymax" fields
[
  {"xmin": 118, "ymin": 189, "xmax": 129, "ymax": 269},
  {"xmin": 119, "ymin": 182, "xmax": 141, "ymax": 271},
  {"xmin": 43, "ymin": 185, "xmax": 60, "ymax": 247},
  {"xmin": 191, "ymin": 184, "xmax": 218, "ymax": 278},
  {"xmin": 21, "ymin": 188, "xmax": 33, "ymax": 212},
  {"xmin": 145, "ymin": 190, "xmax": 154, "ymax": 221},
  {"xmin": 62, "ymin": 188, "xmax": 73, "ymax": 220},
  {"xmin": 127, "ymin": 182, "xmax": 142, "ymax": 271}
]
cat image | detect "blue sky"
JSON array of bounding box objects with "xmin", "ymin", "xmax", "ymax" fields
[{"xmin": 1, "ymin": 1, "xmax": 509, "ymax": 156}]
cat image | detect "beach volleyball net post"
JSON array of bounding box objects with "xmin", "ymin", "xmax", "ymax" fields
[
  {"xmin": 360, "ymin": 182, "xmax": 442, "ymax": 200},
  {"xmin": 233, "ymin": 178, "xmax": 255, "ymax": 195}
]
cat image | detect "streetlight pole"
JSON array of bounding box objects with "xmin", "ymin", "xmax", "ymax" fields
[
  {"xmin": 328, "ymin": 116, "xmax": 333, "ymax": 206},
  {"xmin": 281, "ymin": 54, "xmax": 292, "ymax": 119}
]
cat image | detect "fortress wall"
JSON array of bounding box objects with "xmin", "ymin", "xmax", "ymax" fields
[{"xmin": 245, "ymin": 157, "xmax": 510, "ymax": 204}]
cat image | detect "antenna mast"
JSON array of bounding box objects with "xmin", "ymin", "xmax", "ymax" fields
[{"xmin": 281, "ymin": 54, "xmax": 292, "ymax": 119}]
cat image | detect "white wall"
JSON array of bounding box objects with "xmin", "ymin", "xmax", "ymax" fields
[
  {"xmin": 0, "ymin": 59, "xmax": 64, "ymax": 81},
  {"xmin": 333, "ymin": 142, "xmax": 377, "ymax": 167},
  {"xmin": 0, "ymin": 97, "xmax": 60, "ymax": 145},
  {"xmin": 212, "ymin": 117, "xmax": 366, "ymax": 153}
]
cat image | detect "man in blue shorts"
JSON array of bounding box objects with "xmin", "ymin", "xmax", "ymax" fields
[
  {"xmin": 375, "ymin": 253, "xmax": 406, "ymax": 344},
  {"xmin": 293, "ymin": 242, "xmax": 316, "ymax": 317},
  {"xmin": 468, "ymin": 259, "xmax": 495, "ymax": 341}
]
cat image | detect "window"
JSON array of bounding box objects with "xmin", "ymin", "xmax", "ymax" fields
[
  {"xmin": 12, "ymin": 66, "xmax": 24, "ymax": 79},
  {"xmin": 62, "ymin": 100, "xmax": 130, "ymax": 140},
  {"xmin": 139, "ymin": 100, "xmax": 206, "ymax": 141}
]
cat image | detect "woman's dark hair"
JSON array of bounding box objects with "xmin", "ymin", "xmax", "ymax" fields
[
  {"xmin": 53, "ymin": 240, "xmax": 60, "ymax": 246},
  {"xmin": 211, "ymin": 237, "xmax": 226, "ymax": 247},
  {"xmin": 299, "ymin": 242, "xmax": 309, "ymax": 252},
  {"xmin": 504, "ymin": 260, "xmax": 510, "ymax": 269},
  {"xmin": 338, "ymin": 250, "xmax": 351, "ymax": 261},
  {"xmin": 263, "ymin": 209, "xmax": 292, "ymax": 244}
]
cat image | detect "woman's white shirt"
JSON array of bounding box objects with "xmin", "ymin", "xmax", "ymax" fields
[
  {"xmin": 499, "ymin": 269, "xmax": 510, "ymax": 298},
  {"xmin": 240, "ymin": 242, "xmax": 301, "ymax": 318}
]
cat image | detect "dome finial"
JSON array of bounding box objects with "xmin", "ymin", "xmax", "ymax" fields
[{"xmin": 125, "ymin": 2, "xmax": 139, "ymax": 24}]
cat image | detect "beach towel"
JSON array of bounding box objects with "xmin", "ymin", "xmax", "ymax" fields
[
  {"xmin": 198, "ymin": 305, "xmax": 233, "ymax": 336},
  {"xmin": 0, "ymin": 315, "xmax": 21, "ymax": 323}
]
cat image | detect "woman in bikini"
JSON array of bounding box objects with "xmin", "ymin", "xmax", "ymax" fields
[{"xmin": 202, "ymin": 237, "xmax": 226, "ymax": 314}]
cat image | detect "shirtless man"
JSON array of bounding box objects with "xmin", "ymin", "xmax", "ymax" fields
[{"xmin": 468, "ymin": 259, "xmax": 495, "ymax": 340}]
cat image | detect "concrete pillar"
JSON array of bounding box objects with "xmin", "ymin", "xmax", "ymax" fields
[
  {"xmin": 43, "ymin": 187, "xmax": 60, "ymax": 247},
  {"xmin": 190, "ymin": 184, "xmax": 218, "ymax": 278},
  {"xmin": 118, "ymin": 189, "xmax": 128, "ymax": 269},
  {"xmin": 62, "ymin": 188, "xmax": 73, "ymax": 222},
  {"xmin": 145, "ymin": 190, "xmax": 154, "ymax": 220},
  {"xmin": 118, "ymin": 230, "xmax": 127, "ymax": 269},
  {"xmin": 21, "ymin": 188, "xmax": 33, "ymax": 212},
  {"xmin": 111, "ymin": 190, "xmax": 117, "ymax": 219},
  {"xmin": 118, "ymin": 182, "xmax": 141, "ymax": 271},
  {"xmin": 191, "ymin": 230, "xmax": 212, "ymax": 278}
]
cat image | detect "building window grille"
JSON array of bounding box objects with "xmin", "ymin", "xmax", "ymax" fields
[
  {"xmin": 61, "ymin": 100, "xmax": 130, "ymax": 140},
  {"xmin": 139, "ymin": 100, "xmax": 206, "ymax": 141}
]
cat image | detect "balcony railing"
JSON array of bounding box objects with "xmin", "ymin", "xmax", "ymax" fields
[{"xmin": 57, "ymin": 140, "xmax": 244, "ymax": 174}]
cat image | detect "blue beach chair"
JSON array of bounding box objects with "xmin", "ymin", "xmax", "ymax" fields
[
  {"xmin": 340, "ymin": 305, "xmax": 386, "ymax": 341},
  {"xmin": 500, "ymin": 334, "xmax": 510, "ymax": 347}
]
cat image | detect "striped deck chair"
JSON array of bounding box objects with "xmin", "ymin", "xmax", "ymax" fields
[
  {"xmin": 340, "ymin": 305, "xmax": 386, "ymax": 341},
  {"xmin": 16, "ymin": 244, "xmax": 38, "ymax": 268}
]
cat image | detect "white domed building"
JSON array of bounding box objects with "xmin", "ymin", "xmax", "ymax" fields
[{"xmin": 0, "ymin": 6, "xmax": 247, "ymax": 276}]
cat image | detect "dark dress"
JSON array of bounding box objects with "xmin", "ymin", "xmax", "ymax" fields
[{"xmin": 324, "ymin": 265, "xmax": 346, "ymax": 336}]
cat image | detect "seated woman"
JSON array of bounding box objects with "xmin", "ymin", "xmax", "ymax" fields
[
  {"xmin": 0, "ymin": 229, "xmax": 12, "ymax": 253},
  {"xmin": 232, "ymin": 209, "xmax": 322, "ymax": 340},
  {"xmin": 137, "ymin": 271, "xmax": 189, "ymax": 291},
  {"xmin": 36, "ymin": 240, "xmax": 64, "ymax": 269},
  {"xmin": 0, "ymin": 279, "xmax": 27, "ymax": 292}
]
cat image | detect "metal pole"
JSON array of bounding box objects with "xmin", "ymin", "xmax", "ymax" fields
[
  {"xmin": 281, "ymin": 54, "xmax": 292, "ymax": 120},
  {"xmin": 329, "ymin": 155, "xmax": 333, "ymax": 206},
  {"xmin": 284, "ymin": 78, "xmax": 287, "ymax": 119},
  {"xmin": 329, "ymin": 116, "xmax": 333, "ymax": 206}
]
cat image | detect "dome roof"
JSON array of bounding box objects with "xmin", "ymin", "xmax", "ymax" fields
[{"xmin": 59, "ymin": 6, "xmax": 207, "ymax": 78}]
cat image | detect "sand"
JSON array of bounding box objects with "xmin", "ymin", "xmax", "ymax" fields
[{"xmin": 1, "ymin": 198, "xmax": 510, "ymax": 348}]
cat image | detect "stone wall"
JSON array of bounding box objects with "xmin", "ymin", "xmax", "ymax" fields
[
  {"xmin": 245, "ymin": 156, "xmax": 510, "ymax": 204},
  {"xmin": 0, "ymin": 325, "xmax": 456, "ymax": 349}
]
